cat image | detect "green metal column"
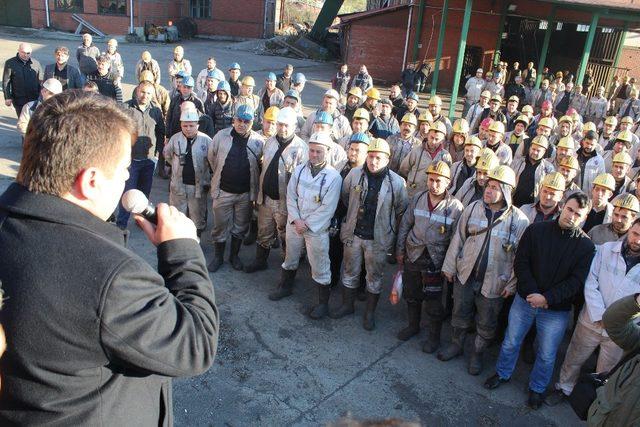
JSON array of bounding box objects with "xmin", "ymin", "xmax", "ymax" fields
[
  {"xmin": 412, "ymin": 0, "xmax": 427, "ymax": 61},
  {"xmin": 612, "ymin": 22, "xmax": 628, "ymax": 68},
  {"xmin": 430, "ymin": 0, "xmax": 450, "ymax": 96},
  {"xmin": 493, "ymin": 1, "xmax": 509, "ymax": 65},
  {"xmin": 535, "ymin": 6, "xmax": 556, "ymax": 88},
  {"xmin": 309, "ymin": 0, "xmax": 345, "ymax": 42},
  {"xmin": 576, "ymin": 13, "xmax": 600, "ymax": 86},
  {"xmin": 449, "ymin": 0, "xmax": 474, "ymax": 120}
]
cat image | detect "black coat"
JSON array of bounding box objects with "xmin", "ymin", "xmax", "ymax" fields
[
  {"xmin": 86, "ymin": 71, "xmax": 123, "ymax": 102},
  {"xmin": 125, "ymin": 98, "xmax": 166, "ymax": 159},
  {"xmin": 2, "ymin": 54, "xmax": 42, "ymax": 102},
  {"xmin": 44, "ymin": 62, "xmax": 85, "ymax": 90},
  {"xmin": 0, "ymin": 184, "xmax": 219, "ymax": 425}
]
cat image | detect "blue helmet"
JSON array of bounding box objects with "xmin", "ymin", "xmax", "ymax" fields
[
  {"xmin": 213, "ymin": 69, "xmax": 225, "ymax": 81},
  {"xmin": 267, "ymin": 72, "xmax": 277, "ymax": 81},
  {"xmin": 235, "ymin": 104, "xmax": 255, "ymax": 121},
  {"xmin": 406, "ymin": 91, "xmax": 419, "ymax": 102},
  {"xmin": 176, "ymin": 70, "xmax": 189, "ymax": 79},
  {"xmin": 349, "ymin": 132, "xmax": 370, "ymax": 145},
  {"xmin": 182, "ymin": 76, "xmax": 195, "ymax": 87},
  {"xmin": 229, "ymin": 62, "xmax": 241, "ymax": 70},
  {"xmin": 292, "ymin": 72, "xmax": 306, "ymax": 84},
  {"xmin": 206, "ymin": 69, "xmax": 217, "ymax": 79},
  {"xmin": 314, "ymin": 111, "xmax": 333, "ymax": 125},
  {"xmin": 217, "ymin": 80, "xmax": 231, "ymax": 92},
  {"xmin": 284, "ymin": 89, "xmax": 300, "ymax": 102}
]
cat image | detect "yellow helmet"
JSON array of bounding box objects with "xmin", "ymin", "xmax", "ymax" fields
[
  {"xmin": 453, "ymin": 118, "xmax": 470, "ymax": 134},
  {"xmin": 465, "ymin": 136, "xmax": 484, "ymax": 149},
  {"xmin": 263, "ymin": 106, "xmax": 280, "ymax": 122},
  {"xmin": 541, "ymin": 172, "xmax": 566, "ymax": 191},
  {"xmin": 488, "ymin": 121, "xmax": 505, "ymax": 134},
  {"xmin": 613, "ymin": 194, "xmax": 640, "ymax": 213},
  {"xmin": 401, "ymin": 113, "xmax": 418, "ymax": 126},
  {"xmin": 538, "ymin": 117, "xmax": 554, "ymax": 129},
  {"xmin": 430, "ymin": 121, "xmax": 447, "ymax": 135},
  {"xmin": 428, "ymin": 95, "xmax": 443, "ymax": 106},
  {"xmin": 480, "ymin": 90, "xmax": 491, "ymax": 99},
  {"xmin": 241, "ymin": 76, "xmax": 255, "ymax": 86},
  {"xmin": 353, "ymin": 108, "xmax": 370, "ymax": 122},
  {"xmin": 616, "ymin": 130, "xmax": 633, "ymax": 144},
  {"xmin": 582, "ymin": 122, "xmax": 597, "ymax": 133},
  {"xmin": 605, "ymin": 116, "xmax": 618, "ymax": 126},
  {"xmin": 487, "ymin": 165, "xmax": 517, "ymax": 187},
  {"xmin": 613, "ymin": 152, "xmax": 633, "ymax": 166},
  {"xmin": 173, "ymin": 45, "xmax": 184, "ymax": 54},
  {"xmin": 559, "ymin": 156, "xmax": 580, "ymax": 171},
  {"xmin": 348, "ymin": 87, "xmax": 362, "ymax": 98},
  {"xmin": 556, "ymin": 136, "xmax": 575, "ymax": 150},
  {"xmin": 365, "ymin": 87, "xmax": 381, "ymax": 100},
  {"xmin": 530, "ymin": 135, "xmax": 549, "ymax": 150},
  {"xmin": 508, "ymin": 95, "xmax": 520, "ymax": 104},
  {"xmin": 592, "ymin": 173, "xmax": 616, "ymax": 192},
  {"xmin": 139, "ymin": 70, "xmax": 155, "ymax": 83},
  {"xmin": 475, "ymin": 150, "xmax": 499, "ymax": 172},
  {"xmin": 620, "ymin": 116, "xmax": 634, "ymax": 125},
  {"xmin": 558, "ymin": 115, "xmax": 573, "ymax": 125},
  {"xmin": 141, "ymin": 51, "xmax": 152, "ymax": 61},
  {"xmin": 426, "ymin": 161, "xmax": 451, "ymax": 179},
  {"xmin": 522, "ymin": 105, "xmax": 534, "ymax": 114},
  {"xmin": 514, "ymin": 114, "xmax": 529, "ymax": 126},
  {"xmin": 367, "ymin": 138, "xmax": 391, "ymax": 156},
  {"xmin": 490, "ymin": 94, "xmax": 503, "ymax": 103},
  {"xmin": 418, "ymin": 110, "xmax": 433, "ymax": 123}
]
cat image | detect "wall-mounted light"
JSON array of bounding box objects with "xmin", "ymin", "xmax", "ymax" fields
[{"xmin": 507, "ymin": 4, "xmax": 517, "ymax": 12}]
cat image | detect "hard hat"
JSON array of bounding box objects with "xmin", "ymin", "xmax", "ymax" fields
[
  {"xmin": 276, "ymin": 106, "xmax": 297, "ymax": 126},
  {"xmin": 235, "ymin": 104, "xmax": 255, "ymax": 121},
  {"xmin": 592, "ymin": 173, "xmax": 616, "ymax": 192},
  {"xmin": 613, "ymin": 194, "xmax": 640, "ymax": 213},
  {"xmin": 538, "ymin": 117, "xmax": 554, "ymax": 129},
  {"xmin": 217, "ymin": 80, "xmax": 231, "ymax": 92},
  {"xmin": 176, "ymin": 70, "xmax": 189, "ymax": 79},
  {"xmin": 308, "ymin": 132, "xmax": 333, "ymax": 148},
  {"xmin": 348, "ymin": 87, "xmax": 362, "ymax": 98},
  {"xmin": 514, "ymin": 114, "xmax": 529, "ymax": 127},
  {"xmin": 180, "ymin": 109, "xmax": 199, "ymax": 122},
  {"xmin": 558, "ymin": 115, "xmax": 573, "ymax": 125},
  {"xmin": 401, "ymin": 113, "xmax": 418, "ymax": 126},
  {"xmin": 182, "ymin": 76, "xmax": 194, "ymax": 87},
  {"xmin": 406, "ymin": 92, "xmax": 419, "ymax": 102},
  {"xmin": 350, "ymin": 132, "xmax": 370, "ymax": 145},
  {"xmin": 107, "ymin": 38, "xmax": 117, "ymax": 46},
  {"xmin": 43, "ymin": 78, "xmax": 63, "ymax": 95},
  {"xmin": 263, "ymin": 106, "xmax": 280, "ymax": 122},
  {"xmin": 541, "ymin": 100, "xmax": 552, "ymax": 110},
  {"xmin": 488, "ymin": 121, "xmax": 505, "ymax": 134},
  {"xmin": 292, "ymin": 72, "xmax": 306, "ymax": 84},
  {"xmin": 428, "ymin": 95, "xmax": 443, "ymax": 106},
  {"xmin": 487, "ymin": 165, "xmax": 517, "ymax": 187},
  {"xmin": 475, "ymin": 150, "xmax": 499, "ymax": 172},
  {"xmin": 207, "ymin": 69, "xmax": 219, "ymax": 79},
  {"xmin": 229, "ymin": 62, "xmax": 241, "ymax": 70},
  {"xmin": 508, "ymin": 95, "xmax": 519, "ymax": 103},
  {"xmin": 616, "ymin": 130, "xmax": 633, "ymax": 144},
  {"xmin": 367, "ymin": 138, "xmax": 391, "ymax": 156},
  {"xmin": 285, "ymin": 89, "xmax": 300, "ymax": 102},
  {"xmin": 173, "ymin": 45, "xmax": 184, "ymax": 54},
  {"xmin": 541, "ymin": 172, "xmax": 566, "ymax": 191},
  {"xmin": 365, "ymin": 87, "xmax": 381, "ymax": 100},
  {"xmin": 266, "ymin": 72, "xmax": 277, "ymax": 81},
  {"xmin": 426, "ymin": 161, "xmax": 451, "ymax": 179},
  {"xmin": 582, "ymin": 122, "xmax": 596, "ymax": 133},
  {"xmin": 480, "ymin": 90, "xmax": 491, "ymax": 99},
  {"xmin": 559, "ymin": 156, "xmax": 580, "ymax": 171},
  {"xmin": 141, "ymin": 51, "xmax": 152, "ymax": 61},
  {"xmin": 324, "ymin": 89, "xmax": 340, "ymax": 101},
  {"xmin": 605, "ymin": 116, "xmax": 618, "ymax": 126},
  {"xmin": 453, "ymin": 118, "xmax": 469, "ymax": 134},
  {"xmin": 613, "ymin": 152, "xmax": 633, "ymax": 165},
  {"xmin": 486, "ymin": 71, "xmax": 493, "ymax": 77},
  {"xmin": 557, "ymin": 136, "xmax": 575, "ymax": 150},
  {"xmin": 352, "ymin": 108, "xmax": 370, "ymax": 122},
  {"xmin": 530, "ymin": 135, "xmax": 549, "ymax": 150},
  {"xmin": 555, "ymin": 71, "xmax": 563, "ymax": 78},
  {"xmin": 490, "ymin": 94, "xmax": 502, "ymax": 103},
  {"xmin": 139, "ymin": 70, "xmax": 155, "ymax": 83},
  {"xmin": 418, "ymin": 110, "xmax": 433, "ymax": 123},
  {"xmin": 430, "ymin": 121, "xmax": 447, "ymax": 135},
  {"xmin": 480, "ymin": 117, "xmax": 494, "ymax": 129},
  {"xmin": 620, "ymin": 116, "xmax": 635, "ymax": 125},
  {"xmin": 180, "ymin": 101, "xmax": 196, "ymax": 113},
  {"xmin": 241, "ymin": 76, "xmax": 255, "ymax": 86},
  {"xmin": 314, "ymin": 111, "xmax": 334, "ymax": 125},
  {"xmin": 521, "ymin": 105, "xmax": 534, "ymax": 114},
  {"xmin": 465, "ymin": 136, "xmax": 483, "ymax": 149}
]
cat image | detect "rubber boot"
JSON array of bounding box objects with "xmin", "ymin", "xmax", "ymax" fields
[
  {"xmin": 422, "ymin": 321, "xmax": 442, "ymax": 354},
  {"xmin": 309, "ymin": 283, "xmax": 331, "ymax": 320},
  {"xmin": 397, "ymin": 300, "xmax": 422, "ymax": 341},
  {"xmin": 229, "ymin": 237, "xmax": 244, "ymax": 271},
  {"xmin": 437, "ymin": 328, "xmax": 467, "ymax": 361},
  {"xmin": 244, "ymin": 244, "xmax": 270, "ymax": 273},
  {"xmin": 243, "ymin": 218, "xmax": 257, "ymax": 246},
  {"xmin": 356, "ymin": 270, "xmax": 367, "ymax": 301},
  {"xmin": 468, "ymin": 335, "xmax": 489, "ymax": 376},
  {"xmin": 330, "ymin": 285, "xmax": 357, "ymax": 319},
  {"xmin": 268, "ymin": 268, "xmax": 296, "ymax": 301},
  {"xmin": 207, "ymin": 242, "xmax": 225, "ymax": 272},
  {"xmin": 362, "ymin": 291, "xmax": 380, "ymax": 331}
]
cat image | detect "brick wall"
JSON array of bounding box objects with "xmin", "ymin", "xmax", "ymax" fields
[{"xmin": 618, "ymin": 46, "xmax": 640, "ymax": 79}]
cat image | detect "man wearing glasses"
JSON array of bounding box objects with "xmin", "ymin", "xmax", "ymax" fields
[{"xmin": 3, "ymin": 42, "xmax": 43, "ymax": 117}]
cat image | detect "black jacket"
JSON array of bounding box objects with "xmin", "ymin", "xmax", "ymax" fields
[
  {"xmin": 514, "ymin": 219, "xmax": 595, "ymax": 311},
  {"xmin": 125, "ymin": 98, "xmax": 166, "ymax": 159},
  {"xmin": 276, "ymin": 73, "xmax": 291, "ymax": 93},
  {"xmin": 86, "ymin": 71, "xmax": 123, "ymax": 102},
  {"xmin": 0, "ymin": 184, "xmax": 219, "ymax": 425},
  {"xmin": 166, "ymin": 92, "xmax": 204, "ymax": 138},
  {"xmin": 2, "ymin": 54, "xmax": 42, "ymax": 101},
  {"xmin": 44, "ymin": 62, "xmax": 85, "ymax": 90}
]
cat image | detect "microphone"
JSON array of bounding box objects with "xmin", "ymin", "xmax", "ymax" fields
[{"xmin": 121, "ymin": 189, "xmax": 157, "ymax": 224}]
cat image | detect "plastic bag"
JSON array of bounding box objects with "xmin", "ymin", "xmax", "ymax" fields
[{"xmin": 390, "ymin": 270, "xmax": 403, "ymax": 305}]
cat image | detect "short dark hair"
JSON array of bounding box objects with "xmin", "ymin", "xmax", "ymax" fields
[
  {"xmin": 633, "ymin": 217, "xmax": 640, "ymax": 227},
  {"xmin": 566, "ymin": 191, "xmax": 591, "ymax": 210},
  {"xmin": 17, "ymin": 91, "xmax": 135, "ymax": 196},
  {"xmin": 584, "ymin": 130, "xmax": 598, "ymax": 140},
  {"xmin": 97, "ymin": 54, "xmax": 110, "ymax": 64},
  {"xmin": 54, "ymin": 46, "xmax": 69, "ymax": 55}
]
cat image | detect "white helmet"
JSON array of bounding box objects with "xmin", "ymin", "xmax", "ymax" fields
[
  {"xmin": 277, "ymin": 106, "xmax": 298, "ymax": 127},
  {"xmin": 180, "ymin": 109, "xmax": 199, "ymax": 122},
  {"xmin": 308, "ymin": 132, "xmax": 333, "ymax": 148}
]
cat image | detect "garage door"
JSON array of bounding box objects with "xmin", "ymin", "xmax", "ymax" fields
[{"xmin": 0, "ymin": 0, "xmax": 32, "ymax": 28}]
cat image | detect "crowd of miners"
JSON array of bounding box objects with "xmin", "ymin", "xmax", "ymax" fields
[{"xmin": 3, "ymin": 38, "xmax": 640, "ymax": 420}]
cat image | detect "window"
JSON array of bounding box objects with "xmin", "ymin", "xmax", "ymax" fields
[
  {"xmin": 539, "ymin": 20, "xmax": 548, "ymax": 30},
  {"xmin": 99, "ymin": 0, "xmax": 126, "ymax": 15},
  {"xmin": 55, "ymin": 0, "xmax": 83, "ymax": 12},
  {"xmin": 601, "ymin": 27, "xmax": 614, "ymax": 33},
  {"xmin": 190, "ymin": 0, "xmax": 211, "ymax": 18},
  {"xmin": 577, "ymin": 24, "xmax": 590, "ymax": 32}
]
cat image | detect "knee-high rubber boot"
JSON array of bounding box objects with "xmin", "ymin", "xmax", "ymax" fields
[
  {"xmin": 309, "ymin": 283, "xmax": 331, "ymax": 319},
  {"xmin": 356, "ymin": 270, "xmax": 367, "ymax": 301},
  {"xmin": 422, "ymin": 320, "xmax": 443, "ymax": 354},
  {"xmin": 244, "ymin": 244, "xmax": 270, "ymax": 273},
  {"xmin": 397, "ymin": 300, "xmax": 422, "ymax": 341},
  {"xmin": 362, "ymin": 291, "xmax": 381, "ymax": 331},
  {"xmin": 268, "ymin": 268, "xmax": 296, "ymax": 301},
  {"xmin": 243, "ymin": 218, "xmax": 257, "ymax": 246},
  {"xmin": 207, "ymin": 241, "xmax": 226, "ymax": 272},
  {"xmin": 437, "ymin": 328, "xmax": 467, "ymax": 361},
  {"xmin": 229, "ymin": 237, "xmax": 244, "ymax": 271},
  {"xmin": 468, "ymin": 335, "xmax": 489, "ymax": 376},
  {"xmin": 330, "ymin": 285, "xmax": 356, "ymax": 319}
]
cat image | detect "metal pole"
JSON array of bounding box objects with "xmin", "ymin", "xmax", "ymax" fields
[
  {"xmin": 449, "ymin": 0, "xmax": 473, "ymax": 120},
  {"xmin": 129, "ymin": 0, "xmax": 134, "ymax": 34},
  {"xmin": 430, "ymin": 0, "xmax": 449, "ymax": 96},
  {"xmin": 535, "ymin": 6, "xmax": 556, "ymax": 88},
  {"xmin": 402, "ymin": 3, "xmax": 414, "ymax": 71},
  {"xmin": 576, "ymin": 13, "xmax": 600, "ymax": 86},
  {"xmin": 612, "ymin": 22, "xmax": 628, "ymax": 69},
  {"xmin": 412, "ymin": 0, "xmax": 426, "ymax": 61},
  {"xmin": 45, "ymin": 0, "xmax": 50, "ymax": 28}
]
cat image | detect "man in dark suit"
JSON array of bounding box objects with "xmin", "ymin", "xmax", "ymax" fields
[
  {"xmin": 0, "ymin": 90, "xmax": 219, "ymax": 425},
  {"xmin": 43, "ymin": 46, "xmax": 84, "ymax": 90}
]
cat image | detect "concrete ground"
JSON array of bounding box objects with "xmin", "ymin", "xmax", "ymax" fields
[{"xmin": 0, "ymin": 31, "xmax": 584, "ymax": 426}]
